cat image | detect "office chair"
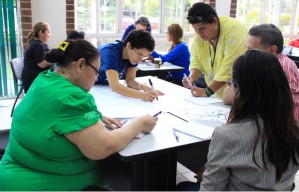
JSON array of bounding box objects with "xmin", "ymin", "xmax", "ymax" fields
[
  {"xmin": 10, "ymin": 58, "xmax": 24, "ymax": 117},
  {"xmin": 0, "ymin": 129, "xmax": 10, "ymax": 160}
]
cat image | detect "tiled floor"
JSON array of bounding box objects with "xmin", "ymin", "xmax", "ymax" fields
[{"xmin": 1, "ymin": 98, "xmax": 299, "ymax": 190}]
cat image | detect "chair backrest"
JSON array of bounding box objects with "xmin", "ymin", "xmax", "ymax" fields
[
  {"xmin": 10, "ymin": 58, "xmax": 24, "ymax": 82},
  {"xmin": 0, "ymin": 129, "xmax": 10, "ymax": 160}
]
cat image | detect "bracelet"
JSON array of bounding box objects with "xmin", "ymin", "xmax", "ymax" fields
[
  {"xmin": 206, "ymin": 87, "xmax": 214, "ymax": 95},
  {"xmin": 205, "ymin": 87, "xmax": 214, "ymax": 97}
]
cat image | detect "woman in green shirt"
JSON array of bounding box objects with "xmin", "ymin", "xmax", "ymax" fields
[{"xmin": 0, "ymin": 40, "xmax": 157, "ymax": 191}]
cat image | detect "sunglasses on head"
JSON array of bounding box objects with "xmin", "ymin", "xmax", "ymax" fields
[{"xmin": 186, "ymin": 16, "xmax": 203, "ymax": 23}]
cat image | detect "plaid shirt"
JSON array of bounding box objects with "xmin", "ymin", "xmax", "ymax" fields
[{"xmin": 278, "ymin": 53, "xmax": 299, "ymax": 119}]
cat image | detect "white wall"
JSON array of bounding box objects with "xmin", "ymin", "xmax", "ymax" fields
[
  {"xmin": 31, "ymin": 0, "xmax": 66, "ymax": 48},
  {"xmin": 216, "ymin": 0, "xmax": 232, "ymax": 16}
]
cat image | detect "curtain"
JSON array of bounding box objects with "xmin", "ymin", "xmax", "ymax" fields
[{"xmin": 0, "ymin": 0, "xmax": 21, "ymax": 97}]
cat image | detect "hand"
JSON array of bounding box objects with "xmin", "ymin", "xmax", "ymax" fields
[
  {"xmin": 136, "ymin": 115, "xmax": 158, "ymax": 133},
  {"xmin": 102, "ymin": 115, "xmax": 122, "ymax": 129},
  {"xmin": 194, "ymin": 166, "xmax": 205, "ymax": 183},
  {"xmin": 155, "ymin": 89, "xmax": 165, "ymax": 96},
  {"xmin": 182, "ymin": 76, "xmax": 192, "ymax": 89},
  {"xmin": 191, "ymin": 87, "xmax": 207, "ymax": 97},
  {"xmin": 142, "ymin": 90, "xmax": 158, "ymax": 102},
  {"xmin": 142, "ymin": 85, "xmax": 164, "ymax": 96}
]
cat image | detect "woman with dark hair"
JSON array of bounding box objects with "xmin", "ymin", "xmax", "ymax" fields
[
  {"xmin": 177, "ymin": 50, "xmax": 299, "ymax": 190},
  {"xmin": 96, "ymin": 29, "xmax": 163, "ymax": 101},
  {"xmin": 21, "ymin": 22, "xmax": 53, "ymax": 93},
  {"xmin": 0, "ymin": 39, "xmax": 157, "ymax": 190},
  {"xmin": 150, "ymin": 24, "xmax": 190, "ymax": 86}
]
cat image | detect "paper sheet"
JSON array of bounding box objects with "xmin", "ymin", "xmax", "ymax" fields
[{"xmin": 90, "ymin": 86, "xmax": 162, "ymax": 118}]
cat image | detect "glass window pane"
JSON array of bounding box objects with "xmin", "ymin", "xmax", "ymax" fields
[
  {"xmin": 122, "ymin": 0, "xmax": 160, "ymax": 33},
  {"xmin": 76, "ymin": 0, "xmax": 93, "ymax": 32},
  {"xmin": 99, "ymin": 0, "xmax": 117, "ymax": 32}
]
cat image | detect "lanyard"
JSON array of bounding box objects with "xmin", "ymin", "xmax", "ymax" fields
[{"xmin": 208, "ymin": 23, "xmax": 220, "ymax": 69}]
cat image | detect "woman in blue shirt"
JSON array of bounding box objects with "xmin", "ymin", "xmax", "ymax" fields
[{"xmin": 151, "ymin": 24, "xmax": 190, "ymax": 86}]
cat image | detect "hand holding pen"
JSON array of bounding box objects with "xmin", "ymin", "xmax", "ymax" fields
[
  {"xmin": 148, "ymin": 79, "xmax": 158, "ymax": 101},
  {"xmin": 182, "ymin": 74, "xmax": 193, "ymax": 89}
]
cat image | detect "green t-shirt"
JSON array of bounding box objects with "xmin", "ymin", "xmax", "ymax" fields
[{"xmin": 0, "ymin": 70, "xmax": 105, "ymax": 190}]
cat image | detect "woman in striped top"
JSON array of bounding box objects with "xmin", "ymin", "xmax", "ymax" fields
[{"xmin": 178, "ymin": 50, "xmax": 299, "ymax": 191}]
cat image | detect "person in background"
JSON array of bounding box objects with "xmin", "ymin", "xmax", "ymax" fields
[
  {"xmin": 21, "ymin": 22, "xmax": 52, "ymax": 93},
  {"xmin": 96, "ymin": 30, "xmax": 163, "ymax": 102},
  {"xmin": 67, "ymin": 30, "xmax": 85, "ymax": 40},
  {"xmin": 150, "ymin": 24, "xmax": 190, "ymax": 86},
  {"xmin": 289, "ymin": 32, "xmax": 299, "ymax": 48},
  {"xmin": 0, "ymin": 39, "xmax": 157, "ymax": 191},
  {"xmin": 182, "ymin": 2, "xmax": 247, "ymax": 99},
  {"xmin": 222, "ymin": 24, "xmax": 299, "ymax": 120},
  {"xmin": 121, "ymin": 16, "xmax": 151, "ymax": 41},
  {"xmin": 177, "ymin": 50, "xmax": 299, "ymax": 191}
]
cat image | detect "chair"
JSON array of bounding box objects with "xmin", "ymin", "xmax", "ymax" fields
[
  {"xmin": 10, "ymin": 58, "xmax": 24, "ymax": 117},
  {"xmin": 0, "ymin": 129, "xmax": 10, "ymax": 160}
]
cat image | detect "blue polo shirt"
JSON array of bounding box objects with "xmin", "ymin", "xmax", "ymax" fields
[{"xmin": 96, "ymin": 41, "xmax": 137, "ymax": 84}]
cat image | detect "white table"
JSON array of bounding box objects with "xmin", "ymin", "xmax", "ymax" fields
[{"xmin": 90, "ymin": 76, "xmax": 230, "ymax": 190}]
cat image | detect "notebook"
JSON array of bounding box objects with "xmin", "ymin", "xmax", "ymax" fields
[{"xmin": 173, "ymin": 121, "xmax": 215, "ymax": 140}]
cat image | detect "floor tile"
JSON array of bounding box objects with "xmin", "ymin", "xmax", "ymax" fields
[
  {"xmin": 177, "ymin": 162, "xmax": 192, "ymax": 174},
  {"xmin": 176, "ymin": 174, "xmax": 188, "ymax": 185},
  {"xmin": 182, "ymin": 171, "xmax": 197, "ymax": 183}
]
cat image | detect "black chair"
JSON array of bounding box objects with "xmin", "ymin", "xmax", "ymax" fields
[
  {"xmin": 10, "ymin": 58, "xmax": 24, "ymax": 117},
  {"xmin": 0, "ymin": 129, "xmax": 10, "ymax": 160}
]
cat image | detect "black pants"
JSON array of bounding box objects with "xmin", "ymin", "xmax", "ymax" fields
[{"xmin": 176, "ymin": 181, "xmax": 200, "ymax": 191}]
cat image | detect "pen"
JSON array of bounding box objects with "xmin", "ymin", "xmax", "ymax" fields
[
  {"xmin": 148, "ymin": 79, "xmax": 158, "ymax": 101},
  {"xmin": 173, "ymin": 128, "xmax": 179, "ymax": 142},
  {"xmin": 183, "ymin": 73, "xmax": 193, "ymax": 89},
  {"xmin": 153, "ymin": 111, "xmax": 162, "ymax": 117}
]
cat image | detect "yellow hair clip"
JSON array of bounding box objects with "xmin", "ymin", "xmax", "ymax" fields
[{"xmin": 58, "ymin": 41, "xmax": 70, "ymax": 52}]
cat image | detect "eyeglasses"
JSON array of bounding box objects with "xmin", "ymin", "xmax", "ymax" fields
[
  {"xmin": 133, "ymin": 48, "xmax": 150, "ymax": 60},
  {"xmin": 187, "ymin": 16, "xmax": 203, "ymax": 23},
  {"xmin": 85, "ymin": 62, "xmax": 100, "ymax": 76}
]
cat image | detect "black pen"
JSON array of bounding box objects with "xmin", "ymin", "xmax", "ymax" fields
[{"xmin": 148, "ymin": 79, "xmax": 158, "ymax": 101}]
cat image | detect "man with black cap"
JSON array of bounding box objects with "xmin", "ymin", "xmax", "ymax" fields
[{"xmin": 182, "ymin": 2, "xmax": 247, "ymax": 99}]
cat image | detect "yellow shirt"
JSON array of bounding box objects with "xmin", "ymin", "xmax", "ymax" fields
[{"xmin": 190, "ymin": 16, "xmax": 248, "ymax": 98}]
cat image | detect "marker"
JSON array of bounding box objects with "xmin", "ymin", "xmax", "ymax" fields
[
  {"xmin": 148, "ymin": 79, "xmax": 158, "ymax": 101},
  {"xmin": 173, "ymin": 129, "xmax": 179, "ymax": 142},
  {"xmin": 183, "ymin": 73, "xmax": 193, "ymax": 89},
  {"xmin": 153, "ymin": 111, "xmax": 162, "ymax": 117}
]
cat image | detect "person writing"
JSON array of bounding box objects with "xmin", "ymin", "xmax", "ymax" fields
[
  {"xmin": 222, "ymin": 24, "xmax": 299, "ymax": 120},
  {"xmin": 182, "ymin": 2, "xmax": 247, "ymax": 98},
  {"xmin": 121, "ymin": 16, "xmax": 151, "ymax": 41},
  {"xmin": 177, "ymin": 50, "xmax": 299, "ymax": 191},
  {"xmin": 96, "ymin": 30, "xmax": 162, "ymax": 102},
  {"xmin": 150, "ymin": 23, "xmax": 190, "ymax": 86},
  {"xmin": 0, "ymin": 39, "xmax": 157, "ymax": 191}
]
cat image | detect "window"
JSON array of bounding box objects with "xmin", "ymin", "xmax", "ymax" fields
[
  {"xmin": 76, "ymin": 0, "xmax": 200, "ymax": 51},
  {"xmin": 236, "ymin": 0, "xmax": 299, "ymax": 40}
]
